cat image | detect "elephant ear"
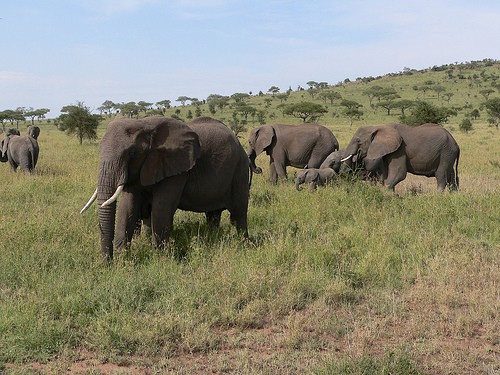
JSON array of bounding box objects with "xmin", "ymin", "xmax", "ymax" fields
[
  {"xmin": 366, "ymin": 126, "xmax": 402, "ymax": 160},
  {"xmin": 140, "ymin": 119, "xmax": 201, "ymax": 186},
  {"xmin": 254, "ymin": 125, "xmax": 275, "ymax": 155},
  {"xmin": 1, "ymin": 136, "xmax": 11, "ymax": 158}
]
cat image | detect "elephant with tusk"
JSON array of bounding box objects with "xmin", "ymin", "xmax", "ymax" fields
[
  {"xmin": 342, "ymin": 123, "xmax": 460, "ymax": 191},
  {"xmin": 81, "ymin": 116, "xmax": 250, "ymax": 261}
]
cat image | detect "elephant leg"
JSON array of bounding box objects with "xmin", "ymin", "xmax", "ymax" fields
[
  {"xmin": 435, "ymin": 165, "xmax": 454, "ymax": 192},
  {"xmin": 140, "ymin": 202, "xmax": 152, "ymax": 238},
  {"xmin": 269, "ymin": 161, "xmax": 278, "ymax": 183},
  {"xmin": 383, "ymin": 153, "xmax": 406, "ymax": 191},
  {"xmin": 229, "ymin": 203, "xmax": 249, "ymax": 238},
  {"xmin": 309, "ymin": 182, "xmax": 317, "ymax": 192},
  {"xmin": 274, "ymin": 162, "xmax": 287, "ymax": 181},
  {"xmin": 150, "ymin": 174, "xmax": 187, "ymax": 249},
  {"xmin": 206, "ymin": 209, "xmax": 223, "ymax": 230},
  {"xmin": 115, "ymin": 190, "xmax": 144, "ymax": 250}
]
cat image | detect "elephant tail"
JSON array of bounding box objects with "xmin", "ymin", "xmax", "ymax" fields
[
  {"xmin": 248, "ymin": 163, "xmax": 253, "ymax": 188},
  {"xmin": 454, "ymin": 148, "xmax": 460, "ymax": 190}
]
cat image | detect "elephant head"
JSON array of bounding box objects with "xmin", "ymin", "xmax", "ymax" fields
[
  {"xmin": 28, "ymin": 126, "xmax": 40, "ymax": 139},
  {"xmin": 295, "ymin": 169, "xmax": 314, "ymax": 191},
  {"xmin": 81, "ymin": 115, "xmax": 201, "ymax": 260},
  {"xmin": 342, "ymin": 125, "xmax": 402, "ymax": 171},
  {"xmin": 247, "ymin": 125, "xmax": 275, "ymax": 174}
]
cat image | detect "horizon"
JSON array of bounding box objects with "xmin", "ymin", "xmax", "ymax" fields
[{"xmin": 2, "ymin": 1, "xmax": 500, "ymax": 117}]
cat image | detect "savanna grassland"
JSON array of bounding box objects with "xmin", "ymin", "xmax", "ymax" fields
[{"xmin": 1, "ymin": 61, "xmax": 499, "ymax": 374}]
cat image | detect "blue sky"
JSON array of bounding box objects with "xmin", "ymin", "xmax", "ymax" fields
[{"xmin": 1, "ymin": 0, "xmax": 499, "ymax": 117}]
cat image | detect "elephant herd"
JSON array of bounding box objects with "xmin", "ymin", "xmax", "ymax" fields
[
  {"xmin": 77, "ymin": 115, "xmax": 460, "ymax": 260},
  {"xmin": 0, "ymin": 126, "xmax": 40, "ymax": 173}
]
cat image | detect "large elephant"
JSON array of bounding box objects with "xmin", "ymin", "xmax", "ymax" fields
[
  {"xmin": 341, "ymin": 123, "xmax": 460, "ymax": 191},
  {"xmin": 247, "ymin": 124, "xmax": 339, "ymax": 183},
  {"xmin": 81, "ymin": 116, "xmax": 250, "ymax": 261},
  {"xmin": 0, "ymin": 127, "xmax": 40, "ymax": 173},
  {"xmin": 295, "ymin": 167, "xmax": 337, "ymax": 191}
]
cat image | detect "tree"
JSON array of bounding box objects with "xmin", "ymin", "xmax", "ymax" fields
[
  {"xmin": 99, "ymin": 100, "xmax": 116, "ymax": 116},
  {"xmin": 137, "ymin": 101, "xmax": 153, "ymax": 114},
  {"xmin": 363, "ymin": 85, "xmax": 384, "ymax": 105},
  {"xmin": 393, "ymin": 99, "xmax": 415, "ymax": 116},
  {"xmin": 400, "ymin": 101, "xmax": 456, "ymax": 126},
  {"xmin": 483, "ymin": 97, "xmax": 500, "ymax": 129},
  {"xmin": 318, "ymin": 90, "xmax": 342, "ymax": 105},
  {"xmin": 433, "ymin": 85, "xmax": 446, "ymax": 100},
  {"xmin": 155, "ymin": 100, "xmax": 171, "ymax": 113},
  {"xmin": 268, "ymin": 86, "xmax": 280, "ymax": 95},
  {"xmin": 442, "ymin": 92, "xmax": 454, "ymax": 104},
  {"xmin": 118, "ymin": 102, "xmax": 140, "ymax": 118},
  {"xmin": 340, "ymin": 100, "xmax": 363, "ymax": 126},
  {"xmin": 282, "ymin": 102, "xmax": 327, "ymax": 122},
  {"xmin": 459, "ymin": 118, "xmax": 473, "ymax": 133},
  {"xmin": 176, "ymin": 96, "xmax": 191, "ymax": 106},
  {"xmin": 231, "ymin": 93, "xmax": 250, "ymax": 103},
  {"xmin": 25, "ymin": 108, "xmax": 50, "ymax": 125},
  {"xmin": 58, "ymin": 102, "xmax": 100, "ymax": 144},
  {"xmin": 207, "ymin": 94, "xmax": 230, "ymax": 112}
]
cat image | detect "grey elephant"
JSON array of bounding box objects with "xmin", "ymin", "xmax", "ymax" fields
[
  {"xmin": 341, "ymin": 123, "xmax": 460, "ymax": 191},
  {"xmin": 247, "ymin": 123, "xmax": 339, "ymax": 183},
  {"xmin": 0, "ymin": 129, "xmax": 20, "ymax": 163},
  {"xmin": 81, "ymin": 116, "xmax": 250, "ymax": 261},
  {"xmin": 1, "ymin": 126, "xmax": 40, "ymax": 173},
  {"xmin": 295, "ymin": 167, "xmax": 337, "ymax": 191}
]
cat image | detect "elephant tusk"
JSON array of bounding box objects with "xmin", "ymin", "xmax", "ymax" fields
[
  {"xmin": 100, "ymin": 185, "xmax": 124, "ymax": 208},
  {"xmin": 80, "ymin": 188, "xmax": 98, "ymax": 214},
  {"xmin": 340, "ymin": 154, "xmax": 353, "ymax": 162}
]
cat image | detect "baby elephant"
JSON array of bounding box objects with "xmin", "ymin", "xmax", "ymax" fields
[{"xmin": 295, "ymin": 168, "xmax": 337, "ymax": 191}]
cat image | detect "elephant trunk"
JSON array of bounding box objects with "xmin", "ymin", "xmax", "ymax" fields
[
  {"xmin": 295, "ymin": 178, "xmax": 303, "ymax": 191},
  {"xmin": 247, "ymin": 149, "xmax": 262, "ymax": 174},
  {"xmin": 96, "ymin": 160, "xmax": 126, "ymax": 261}
]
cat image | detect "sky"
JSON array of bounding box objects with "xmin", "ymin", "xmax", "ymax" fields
[{"xmin": 1, "ymin": 0, "xmax": 500, "ymax": 117}]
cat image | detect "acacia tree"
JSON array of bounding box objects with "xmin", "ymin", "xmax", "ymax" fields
[
  {"xmin": 318, "ymin": 90, "xmax": 342, "ymax": 105},
  {"xmin": 483, "ymin": 97, "xmax": 500, "ymax": 129},
  {"xmin": 400, "ymin": 101, "xmax": 456, "ymax": 126},
  {"xmin": 282, "ymin": 102, "xmax": 327, "ymax": 122},
  {"xmin": 25, "ymin": 108, "xmax": 50, "ymax": 125},
  {"xmin": 268, "ymin": 86, "xmax": 280, "ymax": 95},
  {"xmin": 340, "ymin": 100, "xmax": 363, "ymax": 126},
  {"xmin": 58, "ymin": 102, "xmax": 101, "ymax": 144}
]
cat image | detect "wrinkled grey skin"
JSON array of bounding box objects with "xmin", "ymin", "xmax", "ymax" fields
[
  {"xmin": 1, "ymin": 127, "xmax": 40, "ymax": 173},
  {"xmin": 343, "ymin": 123, "xmax": 460, "ymax": 191},
  {"xmin": 320, "ymin": 149, "xmax": 347, "ymax": 173},
  {"xmin": 295, "ymin": 167, "xmax": 336, "ymax": 191},
  {"xmin": 0, "ymin": 129, "xmax": 20, "ymax": 163},
  {"xmin": 92, "ymin": 116, "xmax": 250, "ymax": 261},
  {"xmin": 247, "ymin": 124, "xmax": 339, "ymax": 183},
  {"xmin": 28, "ymin": 126, "xmax": 40, "ymax": 140}
]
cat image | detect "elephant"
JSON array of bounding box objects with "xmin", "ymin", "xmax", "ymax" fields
[
  {"xmin": 0, "ymin": 127, "xmax": 40, "ymax": 173},
  {"xmin": 295, "ymin": 167, "xmax": 337, "ymax": 191},
  {"xmin": 320, "ymin": 149, "xmax": 348, "ymax": 173},
  {"xmin": 341, "ymin": 123, "xmax": 460, "ymax": 191},
  {"xmin": 247, "ymin": 123, "xmax": 339, "ymax": 183},
  {"xmin": 321, "ymin": 148, "xmax": 382, "ymax": 182},
  {"xmin": 28, "ymin": 126, "xmax": 40, "ymax": 140},
  {"xmin": 80, "ymin": 116, "xmax": 250, "ymax": 261}
]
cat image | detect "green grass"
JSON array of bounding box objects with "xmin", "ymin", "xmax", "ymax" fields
[{"xmin": 1, "ymin": 62, "xmax": 499, "ymax": 373}]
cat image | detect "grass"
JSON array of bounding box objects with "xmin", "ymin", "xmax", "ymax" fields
[{"xmin": 1, "ymin": 63, "xmax": 500, "ymax": 373}]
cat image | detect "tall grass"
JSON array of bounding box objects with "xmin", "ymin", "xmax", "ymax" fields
[{"xmin": 0, "ymin": 117, "xmax": 498, "ymax": 373}]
